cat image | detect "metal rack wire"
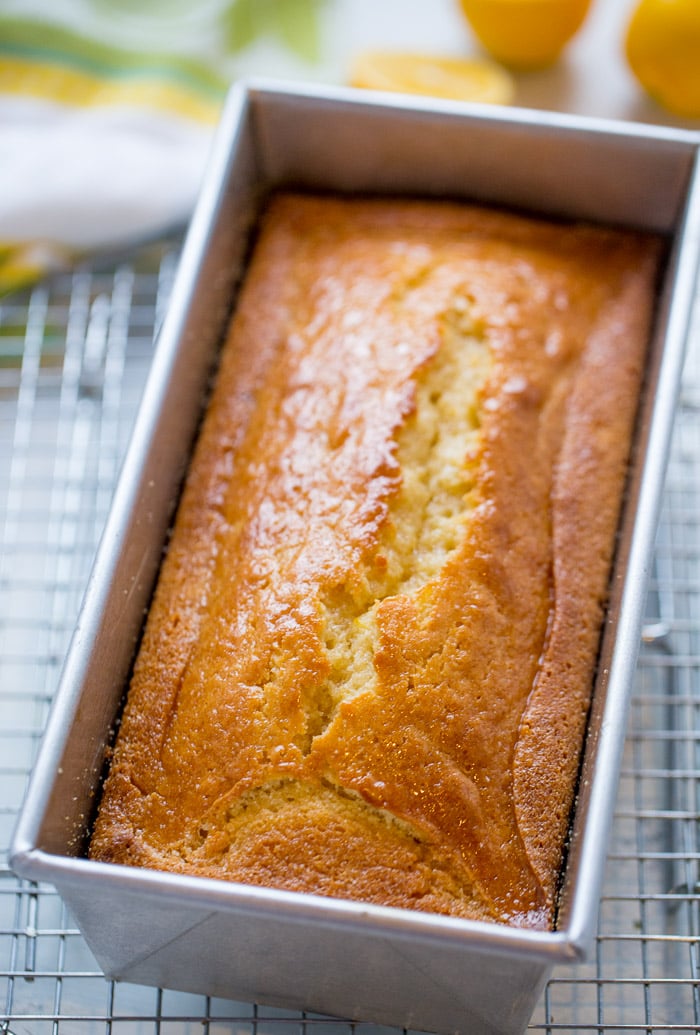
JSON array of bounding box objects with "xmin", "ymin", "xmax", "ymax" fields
[{"xmin": 0, "ymin": 238, "xmax": 698, "ymax": 1034}]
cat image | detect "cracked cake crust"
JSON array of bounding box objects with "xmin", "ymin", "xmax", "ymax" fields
[{"xmin": 89, "ymin": 193, "xmax": 660, "ymax": 928}]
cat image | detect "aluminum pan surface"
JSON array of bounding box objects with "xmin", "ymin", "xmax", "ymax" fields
[
  {"xmin": 251, "ymin": 80, "xmax": 698, "ymax": 232},
  {"xmin": 10, "ymin": 83, "xmax": 700, "ymax": 1034}
]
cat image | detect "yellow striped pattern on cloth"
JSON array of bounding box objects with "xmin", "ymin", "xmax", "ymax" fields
[
  {"xmin": 0, "ymin": 16, "xmax": 227, "ymax": 295},
  {"xmin": 0, "ymin": 55, "xmax": 222, "ymax": 125}
]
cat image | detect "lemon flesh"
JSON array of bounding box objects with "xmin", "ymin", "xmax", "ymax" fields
[{"xmin": 350, "ymin": 50, "xmax": 515, "ymax": 105}]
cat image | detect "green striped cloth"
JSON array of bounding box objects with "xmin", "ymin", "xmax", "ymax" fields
[{"xmin": 0, "ymin": 0, "xmax": 325, "ymax": 294}]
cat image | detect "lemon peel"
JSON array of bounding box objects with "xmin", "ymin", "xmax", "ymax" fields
[
  {"xmin": 457, "ymin": 0, "xmax": 593, "ymax": 70},
  {"xmin": 625, "ymin": 0, "xmax": 700, "ymax": 119}
]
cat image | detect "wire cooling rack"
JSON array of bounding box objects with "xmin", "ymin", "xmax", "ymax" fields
[{"xmin": 0, "ymin": 238, "xmax": 699, "ymax": 1035}]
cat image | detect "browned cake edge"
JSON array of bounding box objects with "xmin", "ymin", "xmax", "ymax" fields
[{"xmin": 89, "ymin": 193, "xmax": 661, "ymax": 929}]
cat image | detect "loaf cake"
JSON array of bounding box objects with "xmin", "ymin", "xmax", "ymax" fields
[{"xmin": 89, "ymin": 193, "xmax": 660, "ymax": 928}]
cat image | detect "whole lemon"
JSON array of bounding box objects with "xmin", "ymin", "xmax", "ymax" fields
[
  {"xmin": 458, "ymin": 0, "xmax": 593, "ymax": 70},
  {"xmin": 626, "ymin": 0, "xmax": 700, "ymax": 119}
]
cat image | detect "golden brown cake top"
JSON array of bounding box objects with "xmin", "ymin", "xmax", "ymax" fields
[{"xmin": 90, "ymin": 193, "xmax": 660, "ymax": 928}]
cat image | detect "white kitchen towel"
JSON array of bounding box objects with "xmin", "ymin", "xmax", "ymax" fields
[{"xmin": 0, "ymin": 0, "xmax": 327, "ymax": 293}]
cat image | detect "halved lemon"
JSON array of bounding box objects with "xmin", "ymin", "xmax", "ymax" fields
[
  {"xmin": 458, "ymin": 0, "xmax": 593, "ymax": 70},
  {"xmin": 350, "ymin": 50, "xmax": 515, "ymax": 106}
]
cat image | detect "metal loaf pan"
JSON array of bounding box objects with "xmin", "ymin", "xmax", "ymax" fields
[{"xmin": 10, "ymin": 83, "xmax": 700, "ymax": 1035}]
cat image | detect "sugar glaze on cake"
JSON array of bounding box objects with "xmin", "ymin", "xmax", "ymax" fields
[{"xmin": 89, "ymin": 194, "xmax": 660, "ymax": 928}]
